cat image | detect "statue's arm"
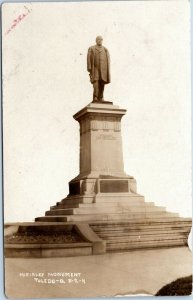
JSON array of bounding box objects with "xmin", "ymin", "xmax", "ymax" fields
[
  {"xmin": 106, "ymin": 48, "xmax": 110, "ymax": 63},
  {"xmin": 87, "ymin": 47, "xmax": 92, "ymax": 72}
]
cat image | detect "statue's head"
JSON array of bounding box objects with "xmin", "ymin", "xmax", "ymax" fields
[{"xmin": 96, "ymin": 36, "xmax": 103, "ymax": 46}]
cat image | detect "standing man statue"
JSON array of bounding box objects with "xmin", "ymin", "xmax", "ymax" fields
[{"xmin": 87, "ymin": 36, "xmax": 111, "ymax": 102}]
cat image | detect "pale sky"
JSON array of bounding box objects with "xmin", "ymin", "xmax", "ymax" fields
[{"xmin": 2, "ymin": 1, "xmax": 191, "ymax": 222}]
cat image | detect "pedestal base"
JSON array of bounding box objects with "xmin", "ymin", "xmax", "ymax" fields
[{"xmin": 33, "ymin": 165, "xmax": 191, "ymax": 253}]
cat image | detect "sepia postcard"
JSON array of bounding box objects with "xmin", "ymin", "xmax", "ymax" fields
[{"xmin": 2, "ymin": 1, "xmax": 192, "ymax": 298}]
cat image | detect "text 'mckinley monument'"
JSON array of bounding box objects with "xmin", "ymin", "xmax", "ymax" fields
[{"xmin": 5, "ymin": 36, "xmax": 191, "ymax": 259}]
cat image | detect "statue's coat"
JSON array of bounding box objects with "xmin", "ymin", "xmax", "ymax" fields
[{"xmin": 87, "ymin": 45, "xmax": 111, "ymax": 84}]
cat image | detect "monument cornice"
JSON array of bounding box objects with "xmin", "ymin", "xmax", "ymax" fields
[{"xmin": 73, "ymin": 102, "xmax": 126, "ymax": 121}]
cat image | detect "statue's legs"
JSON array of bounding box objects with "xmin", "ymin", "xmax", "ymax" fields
[
  {"xmin": 93, "ymin": 81, "xmax": 99, "ymax": 101},
  {"xmin": 98, "ymin": 80, "xmax": 104, "ymax": 101},
  {"xmin": 93, "ymin": 80, "xmax": 105, "ymax": 101}
]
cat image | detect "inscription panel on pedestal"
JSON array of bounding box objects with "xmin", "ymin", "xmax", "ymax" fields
[
  {"xmin": 100, "ymin": 180, "xmax": 129, "ymax": 193},
  {"xmin": 79, "ymin": 116, "xmax": 122, "ymax": 132},
  {"xmin": 96, "ymin": 134, "xmax": 116, "ymax": 140}
]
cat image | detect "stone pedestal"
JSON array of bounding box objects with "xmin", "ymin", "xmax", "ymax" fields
[
  {"xmin": 68, "ymin": 102, "xmax": 137, "ymax": 200},
  {"xmin": 74, "ymin": 102, "xmax": 127, "ymax": 178}
]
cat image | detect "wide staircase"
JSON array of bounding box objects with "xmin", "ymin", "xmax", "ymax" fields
[
  {"xmin": 90, "ymin": 219, "xmax": 191, "ymax": 252},
  {"xmin": 35, "ymin": 192, "xmax": 192, "ymax": 252}
]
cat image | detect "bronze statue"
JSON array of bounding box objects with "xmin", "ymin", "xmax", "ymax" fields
[{"xmin": 87, "ymin": 36, "xmax": 110, "ymax": 102}]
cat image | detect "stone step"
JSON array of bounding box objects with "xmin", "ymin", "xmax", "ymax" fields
[
  {"xmin": 106, "ymin": 238, "xmax": 186, "ymax": 251},
  {"xmin": 51, "ymin": 204, "xmax": 80, "ymax": 209},
  {"xmin": 47, "ymin": 206, "xmax": 166, "ymax": 215},
  {"xmin": 95, "ymin": 195, "xmax": 145, "ymax": 203},
  {"xmin": 59, "ymin": 196, "xmax": 145, "ymax": 205},
  {"xmin": 36, "ymin": 216, "xmax": 68, "ymax": 222},
  {"xmin": 94, "ymin": 228, "xmax": 190, "ymax": 238},
  {"xmin": 58, "ymin": 195, "xmax": 145, "ymax": 205},
  {"xmin": 36, "ymin": 213, "xmax": 180, "ymax": 222},
  {"xmin": 45, "ymin": 210, "xmax": 176, "ymax": 218},
  {"xmin": 51, "ymin": 201, "xmax": 154, "ymax": 210},
  {"xmin": 90, "ymin": 219, "xmax": 191, "ymax": 227},
  {"xmin": 91, "ymin": 223, "xmax": 191, "ymax": 233},
  {"xmin": 99, "ymin": 232, "xmax": 187, "ymax": 242},
  {"xmin": 59, "ymin": 194, "xmax": 144, "ymax": 205},
  {"xmin": 50, "ymin": 203, "xmax": 166, "ymax": 212}
]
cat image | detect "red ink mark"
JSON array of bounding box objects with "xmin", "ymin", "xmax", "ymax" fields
[{"xmin": 5, "ymin": 6, "xmax": 32, "ymax": 36}]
